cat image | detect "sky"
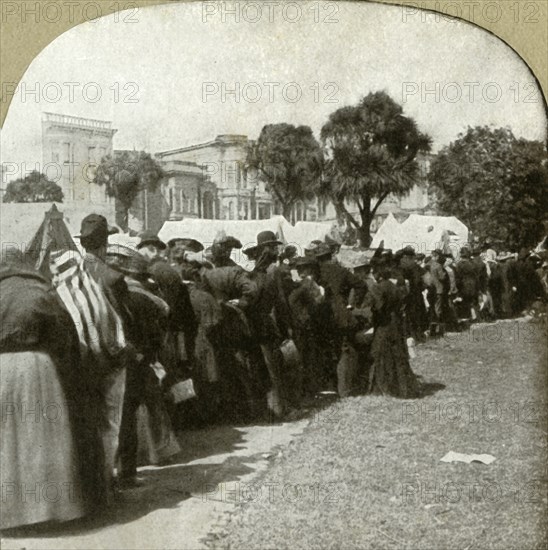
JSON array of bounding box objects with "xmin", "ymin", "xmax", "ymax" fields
[{"xmin": 1, "ymin": 0, "xmax": 546, "ymax": 181}]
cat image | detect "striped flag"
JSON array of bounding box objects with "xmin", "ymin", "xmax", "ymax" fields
[{"xmin": 51, "ymin": 250, "xmax": 127, "ymax": 366}]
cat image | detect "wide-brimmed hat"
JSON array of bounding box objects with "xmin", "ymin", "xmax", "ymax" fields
[
  {"xmin": 120, "ymin": 254, "xmax": 151, "ymax": 277},
  {"xmin": 256, "ymin": 230, "xmax": 282, "ymax": 247},
  {"xmin": 213, "ymin": 231, "xmax": 242, "ymax": 249},
  {"xmin": 168, "ymin": 237, "xmax": 204, "ymax": 253},
  {"xmin": 76, "ymin": 214, "xmax": 118, "ymax": 248},
  {"xmin": 107, "ymin": 243, "xmax": 138, "ymax": 259},
  {"xmin": 243, "ymin": 230, "xmax": 282, "ymax": 257},
  {"xmin": 137, "ymin": 230, "xmax": 166, "ymax": 250},
  {"xmin": 305, "ymin": 241, "xmax": 332, "ymax": 259}
]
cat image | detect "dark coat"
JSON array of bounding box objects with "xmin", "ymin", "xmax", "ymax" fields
[
  {"xmin": 202, "ymin": 265, "xmax": 257, "ymax": 308},
  {"xmin": 456, "ymin": 259, "xmax": 479, "ymax": 299},
  {"xmin": 472, "ymin": 257, "xmax": 488, "ymax": 293},
  {"xmin": 0, "ymin": 267, "xmax": 102, "ymax": 509},
  {"xmin": 247, "ymin": 262, "xmax": 292, "ymax": 343},
  {"xmin": 318, "ymin": 261, "xmax": 367, "ymax": 332},
  {"xmin": 149, "ymin": 259, "xmax": 198, "ymax": 340}
]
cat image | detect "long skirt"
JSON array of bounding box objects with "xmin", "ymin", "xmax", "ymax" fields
[
  {"xmin": 369, "ymin": 322, "xmax": 419, "ymax": 398},
  {"xmin": 0, "ymin": 351, "xmax": 86, "ymax": 529}
]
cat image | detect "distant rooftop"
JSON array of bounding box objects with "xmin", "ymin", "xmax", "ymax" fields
[
  {"xmin": 157, "ymin": 134, "xmax": 250, "ymax": 157},
  {"xmin": 42, "ymin": 112, "xmax": 116, "ymax": 132}
]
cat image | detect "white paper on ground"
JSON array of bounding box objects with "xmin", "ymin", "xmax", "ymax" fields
[{"xmin": 440, "ymin": 451, "xmax": 496, "ymax": 465}]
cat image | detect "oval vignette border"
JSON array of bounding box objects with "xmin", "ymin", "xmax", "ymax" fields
[{"xmin": 0, "ymin": 0, "xmax": 547, "ymax": 127}]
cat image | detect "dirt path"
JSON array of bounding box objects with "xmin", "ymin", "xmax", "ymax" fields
[{"xmin": 1, "ymin": 420, "xmax": 308, "ymax": 550}]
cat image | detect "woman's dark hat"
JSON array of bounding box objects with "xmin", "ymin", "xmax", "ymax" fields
[
  {"xmin": 305, "ymin": 241, "xmax": 331, "ymax": 259},
  {"xmin": 168, "ymin": 237, "xmax": 204, "ymax": 253},
  {"xmin": 137, "ymin": 230, "xmax": 166, "ymax": 250}
]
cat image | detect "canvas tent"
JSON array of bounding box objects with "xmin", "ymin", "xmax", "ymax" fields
[
  {"xmin": 158, "ymin": 216, "xmax": 294, "ymax": 269},
  {"xmin": 0, "ymin": 203, "xmax": 79, "ymax": 276},
  {"xmin": 371, "ymin": 214, "xmax": 469, "ymax": 255},
  {"xmin": 284, "ymin": 221, "xmax": 341, "ymax": 253}
]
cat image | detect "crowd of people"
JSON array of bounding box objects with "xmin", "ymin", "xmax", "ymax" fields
[{"xmin": 1, "ymin": 212, "xmax": 547, "ymax": 530}]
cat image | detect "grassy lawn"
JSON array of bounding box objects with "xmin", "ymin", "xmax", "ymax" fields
[{"xmin": 207, "ymin": 319, "xmax": 548, "ymax": 550}]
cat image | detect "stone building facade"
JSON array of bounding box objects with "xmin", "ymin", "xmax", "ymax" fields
[
  {"xmin": 41, "ymin": 112, "xmax": 117, "ymax": 205},
  {"xmin": 156, "ymin": 135, "xmax": 278, "ymax": 221}
]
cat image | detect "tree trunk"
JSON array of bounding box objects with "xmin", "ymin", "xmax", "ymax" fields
[
  {"xmin": 282, "ymin": 202, "xmax": 292, "ymax": 223},
  {"xmin": 357, "ymin": 206, "xmax": 372, "ymax": 248},
  {"xmin": 115, "ymin": 200, "xmax": 129, "ymax": 232}
]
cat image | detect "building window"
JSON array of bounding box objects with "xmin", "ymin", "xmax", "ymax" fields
[
  {"xmin": 228, "ymin": 201, "xmax": 234, "ymax": 220},
  {"xmin": 88, "ymin": 147, "xmax": 96, "ymax": 163},
  {"xmin": 63, "ymin": 142, "xmax": 71, "ymax": 163},
  {"xmin": 169, "ymin": 188, "xmax": 174, "ymax": 210}
]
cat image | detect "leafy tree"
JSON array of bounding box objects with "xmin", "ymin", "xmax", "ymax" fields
[
  {"xmin": 4, "ymin": 170, "xmax": 63, "ymax": 203},
  {"xmin": 94, "ymin": 150, "xmax": 165, "ymax": 230},
  {"xmin": 320, "ymin": 91, "xmax": 431, "ymax": 247},
  {"xmin": 429, "ymin": 126, "xmax": 548, "ymax": 251},
  {"xmin": 247, "ymin": 123, "xmax": 323, "ymax": 221}
]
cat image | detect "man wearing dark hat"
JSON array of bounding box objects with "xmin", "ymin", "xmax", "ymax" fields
[
  {"xmin": 311, "ymin": 242, "xmax": 367, "ymax": 398},
  {"xmin": 243, "ymin": 230, "xmax": 293, "ymax": 417},
  {"xmin": 78, "ymin": 213, "xmax": 133, "ymax": 500},
  {"xmin": 137, "ymin": 230, "xmax": 167, "ymax": 262},
  {"xmin": 210, "ymin": 234, "xmax": 242, "ymax": 268},
  {"xmin": 200, "ymin": 241, "xmax": 259, "ymax": 420}
]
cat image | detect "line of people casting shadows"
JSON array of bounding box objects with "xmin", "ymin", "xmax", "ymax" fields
[{"xmin": 2, "ymin": 212, "xmax": 547, "ymax": 531}]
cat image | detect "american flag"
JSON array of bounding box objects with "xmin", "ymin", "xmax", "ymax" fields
[{"xmin": 50, "ymin": 250, "xmax": 127, "ymax": 365}]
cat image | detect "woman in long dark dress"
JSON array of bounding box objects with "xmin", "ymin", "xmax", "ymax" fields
[
  {"xmin": 0, "ymin": 253, "xmax": 96, "ymax": 529},
  {"xmin": 367, "ymin": 267, "xmax": 419, "ymax": 398}
]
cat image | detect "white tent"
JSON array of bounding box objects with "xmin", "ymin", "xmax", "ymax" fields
[
  {"xmin": 284, "ymin": 221, "xmax": 340, "ymax": 255},
  {"xmin": 1, "ymin": 201, "xmax": 115, "ymax": 251},
  {"xmin": 371, "ymin": 213, "xmax": 468, "ymax": 255},
  {"xmin": 370, "ymin": 213, "xmax": 401, "ymax": 250},
  {"xmin": 158, "ymin": 216, "xmax": 293, "ymax": 269}
]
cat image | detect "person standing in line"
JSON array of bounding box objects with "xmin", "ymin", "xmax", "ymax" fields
[
  {"xmin": 1, "ymin": 251, "xmax": 90, "ymax": 529},
  {"xmin": 243, "ymin": 231, "xmax": 292, "ymax": 418},
  {"xmin": 428, "ymin": 249, "xmax": 449, "ymax": 335},
  {"xmin": 76, "ymin": 214, "xmax": 133, "ymax": 502},
  {"xmin": 366, "ymin": 265, "xmax": 419, "ymax": 398},
  {"xmin": 310, "ymin": 242, "xmax": 367, "ymax": 398},
  {"xmin": 455, "ymin": 247, "xmax": 480, "ymax": 322}
]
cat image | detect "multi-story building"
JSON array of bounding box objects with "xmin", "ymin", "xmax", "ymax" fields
[
  {"xmin": 41, "ymin": 112, "xmax": 117, "ymax": 205},
  {"xmin": 156, "ymin": 134, "xmax": 277, "ymax": 221}
]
